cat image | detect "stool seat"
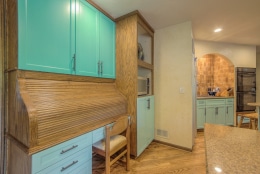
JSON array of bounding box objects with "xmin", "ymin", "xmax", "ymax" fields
[{"xmin": 238, "ymin": 113, "xmax": 258, "ymax": 130}]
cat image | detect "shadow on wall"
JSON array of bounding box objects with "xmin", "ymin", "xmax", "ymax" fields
[{"xmin": 197, "ymin": 53, "xmax": 234, "ymax": 97}]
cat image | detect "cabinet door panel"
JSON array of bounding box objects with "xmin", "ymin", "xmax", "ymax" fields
[
  {"xmin": 197, "ymin": 107, "xmax": 205, "ymax": 129},
  {"xmin": 76, "ymin": 0, "xmax": 99, "ymax": 76},
  {"xmin": 206, "ymin": 107, "xmax": 215, "ymax": 124},
  {"xmin": 137, "ymin": 97, "xmax": 147, "ymax": 157},
  {"xmin": 215, "ymin": 106, "xmax": 226, "ymax": 125},
  {"xmin": 146, "ymin": 96, "xmax": 154, "ymax": 144},
  {"xmin": 226, "ymin": 105, "xmax": 234, "ymax": 125},
  {"xmin": 18, "ymin": 0, "xmax": 73, "ymax": 74},
  {"xmin": 99, "ymin": 13, "xmax": 116, "ymax": 78}
]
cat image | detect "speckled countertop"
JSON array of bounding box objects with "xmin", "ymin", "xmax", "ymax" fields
[
  {"xmin": 197, "ymin": 96, "xmax": 234, "ymax": 99},
  {"xmin": 204, "ymin": 123, "xmax": 260, "ymax": 174}
]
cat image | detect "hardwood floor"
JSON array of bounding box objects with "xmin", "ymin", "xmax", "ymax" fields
[{"xmin": 92, "ymin": 131, "xmax": 206, "ymax": 174}]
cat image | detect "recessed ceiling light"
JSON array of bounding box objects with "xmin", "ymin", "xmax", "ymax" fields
[{"xmin": 214, "ymin": 28, "xmax": 222, "ymax": 32}]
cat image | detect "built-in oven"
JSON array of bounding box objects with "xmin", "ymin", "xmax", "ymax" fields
[{"xmin": 236, "ymin": 67, "xmax": 256, "ymax": 112}]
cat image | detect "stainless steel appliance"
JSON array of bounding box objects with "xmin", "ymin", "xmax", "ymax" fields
[{"xmin": 236, "ymin": 67, "xmax": 256, "ymax": 112}]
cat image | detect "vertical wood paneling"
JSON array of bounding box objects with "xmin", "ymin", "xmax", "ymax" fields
[
  {"xmin": 0, "ymin": 0, "xmax": 5, "ymax": 172},
  {"xmin": 116, "ymin": 14, "xmax": 138, "ymax": 156},
  {"xmin": 7, "ymin": 139, "xmax": 31, "ymax": 174}
]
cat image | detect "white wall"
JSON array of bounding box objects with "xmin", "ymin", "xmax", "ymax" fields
[
  {"xmin": 257, "ymin": 53, "xmax": 260, "ymax": 102},
  {"xmin": 195, "ymin": 40, "xmax": 256, "ymax": 68},
  {"xmin": 154, "ymin": 21, "xmax": 194, "ymax": 149}
]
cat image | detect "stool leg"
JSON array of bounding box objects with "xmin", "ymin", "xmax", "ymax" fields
[
  {"xmin": 238, "ymin": 116, "xmax": 244, "ymax": 128},
  {"xmin": 251, "ymin": 119, "xmax": 255, "ymax": 129}
]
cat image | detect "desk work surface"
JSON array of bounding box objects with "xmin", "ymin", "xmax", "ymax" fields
[{"xmin": 204, "ymin": 123, "xmax": 260, "ymax": 174}]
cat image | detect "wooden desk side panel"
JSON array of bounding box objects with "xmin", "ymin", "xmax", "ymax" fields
[
  {"xmin": 7, "ymin": 139, "xmax": 31, "ymax": 174},
  {"xmin": 7, "ymin": 71, "xmax": 30, "ymax": 147}
]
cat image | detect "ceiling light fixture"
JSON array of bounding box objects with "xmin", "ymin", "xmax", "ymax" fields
[{"xmin": 214, "ymin": 28, "xmax": 222, "ymax": 32}]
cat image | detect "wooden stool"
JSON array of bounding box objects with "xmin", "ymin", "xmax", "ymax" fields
[{"xmin": 237, "ymin": 113, "xmax": 258, "ymax": 130}]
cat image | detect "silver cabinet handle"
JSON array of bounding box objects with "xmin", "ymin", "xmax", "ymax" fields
[
  {"xmin": 226, "ymin": 106, "xmax": 228, "ymax": 114},
  {"xmin": 72, "ymin": 54, "xmax": 76, "ymax": 71},
  {"xmin": 100, "ymin": 61, "xmax": 103, "ymax": 75},
  {"xmin": 60, "ymin": 145, "xmax": 78, "ymax": 154},
  {"xmin": 147, "ymin": 98, "xmax": 150, "ymax": 109},
  {"xmin": 61, "ymin": 160, "xmax": 78, "ymax": 172},
  {"xmin": 98, "ymin": 61, "xmax": 101, "ymax": 75}
]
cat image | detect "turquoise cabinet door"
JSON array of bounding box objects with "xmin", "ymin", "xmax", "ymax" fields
[
  {"xmin": 226, "ymin": 105, "xmax": 234, "ymax": 125},
  {"xmin": 76, "ymin": 0, "xmax": 99, "ymax": 76},
  {"xmin": 99, "ymin": 13, "xmax": 116, "ymax": 78},
  {"xmin": 137, "ymin": 96, "xmax": 154, "ymax": 157},
  {"xmin": 206, "ymin": 107, "xmax": 215, "ymax": 124},
  {"xmin": 137, "ymin": 97, "xmax": 147, "ymax": 157},
  {"xmin": 215, "ymin": 106, "xmax": 226, "ymax": 125},
  {"xmin": 197, "ymin": 107, "xmax": 206, "ymax": 129},
  {"xmin": 18, "ymin": 0, "xmax": 74, "ymax": 74},
  {"xmin": 146, "ymin": 96, "xmax": 155, "ymax": 144}
]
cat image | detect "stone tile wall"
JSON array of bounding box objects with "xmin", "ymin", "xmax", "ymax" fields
[{"xmin": 197, "ymin": 54, "xmax": 234, "ymax": 96}]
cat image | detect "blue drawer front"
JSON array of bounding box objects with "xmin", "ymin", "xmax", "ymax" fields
[
  {"xmin": 197, "ymin": 100, "xmax": 206, "ymax": 106},
  {"xmin": 206, "ymin": 99, "xmax": 226, "ymax": 106},
  {"xmin": 35, "ymin": 146, "xmax": 92, "ymax": 174},
  {"xmin": 32, "ymin": 132, "xmax": 92, "ymax": 173},
  {"xmin": 226, "ymin": 98, "xmax": 234, "ymax": 105},
  {"xmin": 92, "ymin": 127, "xmax": 105, "ymax": 143}
]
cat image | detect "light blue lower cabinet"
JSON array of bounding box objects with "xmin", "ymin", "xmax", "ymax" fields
[
  {"xmin": 197, "ymin": 98, "xmax": 234, "ymax": 128},
  {"xmin": 137, "ymin": 96, "xmax": 155, "ymax": 157},
  {"xmin": 35, "ymin": 147, "xmax": 92, "ymax": 174},
  {"xmin": 32, "ymin": 132, "xmax": 92, "ymax": 174}
]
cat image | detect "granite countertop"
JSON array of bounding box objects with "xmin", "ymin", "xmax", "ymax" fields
[
  {"xmin": 197, "ymin": 96, "xmax": 234, "ymax": 99},
  {"xmin": 204, "ymin": 123, "xmax": 260, "ymax": 174}
]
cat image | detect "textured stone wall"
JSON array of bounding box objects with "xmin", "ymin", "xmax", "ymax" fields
[{"xmin": 197, "ymin": 54, "xmax": 234, "ymax": 96}]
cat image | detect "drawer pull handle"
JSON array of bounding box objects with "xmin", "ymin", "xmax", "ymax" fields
[
  {"xmin": 60, "ymin": 145, "xmax": 78, "ymax": 154},
  {"xmin": 61, "ymin": 160, "xmax": 78, "ymax": 172}
]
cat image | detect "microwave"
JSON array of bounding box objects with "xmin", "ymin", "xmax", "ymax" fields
[{"xmin": 138, "ymin": 76, "xmax": 149, "ymax": 96}]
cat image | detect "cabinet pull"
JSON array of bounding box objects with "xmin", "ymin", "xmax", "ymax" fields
[
  {"xmin": 60, "ymin": 160, "xmax": 78, "ymax": 172},
  {"xmin": 227, "ymin": 106, "xmax": 229, "ymax": 114},
  {"xmin": 72, "ymin": 54, "xmax": 76, "ymax": 71},
  {"xmin": 60, "ymin": 145, "xmax": 78, "ymax": 154},
  {"xmin": 204, "ymin": 108, "xmax": 206, "ymax": 116},
  {"xmin": 98, "ymin": 61, "xmax": 101, "ymax": 75},
  {"xmin": 100, "ymin": 61, "xmax": 103, "ymax": 75},
  {"xmin": 147, "ymin": 98, "xmax": 150, "ymax": 109}
]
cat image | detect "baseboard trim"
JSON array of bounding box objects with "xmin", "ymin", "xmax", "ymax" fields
[{"xmin": 153, "ymin": 140, "xmax": 192, "ymax": 152}]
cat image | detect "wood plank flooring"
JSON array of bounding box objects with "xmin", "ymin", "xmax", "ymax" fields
[{"xmin": 93, "ymin": 131, "xmax": 206, "ymax": 174}]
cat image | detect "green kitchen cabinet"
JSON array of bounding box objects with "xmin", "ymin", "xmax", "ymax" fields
[
  {"xmin": 225, "ymin": 98, "xmax": 234, "ymax": 125},
  {"xmin": 137, "ymin": 96, "xmax": 154, "ymax": 157},
  {"xmin": 75, "ymin": 0, "xmax": 115, "ymax": 78},
  {"xmin": 196, "ymin": 100, "xmax": 206, "ymax": 129},
  {"xmin": 18, "ymin": 0, "xmax": 115, "ymax": 78},
  {"xmin": 197, "ymin": 98, "xmax": 234, "ymax": 129},
  {"xmin": 18, "ymin": 0, "xmax": 74, "ymax": 74}
]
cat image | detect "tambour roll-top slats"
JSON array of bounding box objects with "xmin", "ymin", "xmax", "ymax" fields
[{"xmin": 16, "ymin": 78, "xmax": 127, "ymax": 153}]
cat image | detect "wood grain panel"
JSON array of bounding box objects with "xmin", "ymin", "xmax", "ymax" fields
[
  {"xmin": 116, "ymin": 14, "xmax": 138, "ymax": 156},
  {"xmin": 6, "ymin": 0, "xmax": 18, "ymax": 70},
  {"xmin": 7, "ymin": 139, "xmax": 31, "ymax": 174},
  {"xmin": 15, "ymin": 77, "xmax": 127, "ymax": 154}
]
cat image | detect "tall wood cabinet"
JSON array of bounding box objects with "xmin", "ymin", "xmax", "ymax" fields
[{"xmin": 115, "ymin": 11, "xmax": 154, "ymax": 157}]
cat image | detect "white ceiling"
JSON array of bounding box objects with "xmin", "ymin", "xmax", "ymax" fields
[{"xmin": 91, "ymin": 0, "xmax": 260, "ymax": 52}]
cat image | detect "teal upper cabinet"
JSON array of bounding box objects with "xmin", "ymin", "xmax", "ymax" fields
[
  {"xmin": 18, "ymin": 0, "xmax": 115, "ymax": 78},
  {"xmin": 76, "ymin": 0, "xmax": 99, "ymax": 77},
  {"xmin": 76, "ymin": 0, "xmax": 115, "ymax": 78},
  {"xmin": 18, "ymin": 0, "xmax": 74, "ymax": 74},
  {"xmin": 99, "ymin": 13, "xmax": 116, "ymax": 78}
]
